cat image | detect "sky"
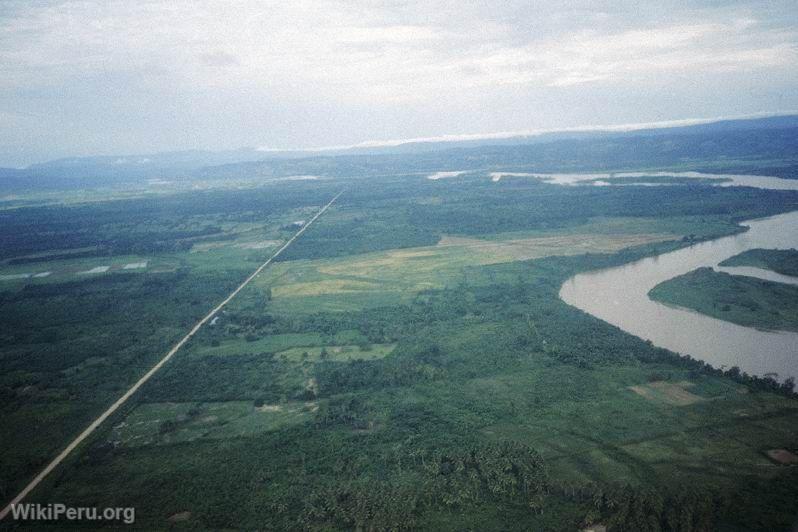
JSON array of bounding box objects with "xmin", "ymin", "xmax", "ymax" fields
[{"xmin": 1, "ymin": 0, "xmax": 797, "ymax": 167}]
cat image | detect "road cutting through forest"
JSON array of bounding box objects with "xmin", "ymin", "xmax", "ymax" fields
[{"xmin": 0, "ymin": 190, "xmax": 344, "ymax": 522}]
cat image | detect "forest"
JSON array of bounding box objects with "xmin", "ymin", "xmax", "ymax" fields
[
  {"xmin": 649, "ymin": 267, "xmax": 798, "ymax": 333},
  {"xmin": 720, "ymin": 248, "xmax": 798, "ymax": 276},
  {"xmin": 3, "ymin": 0, "xmax": 798, "ymax": 524},
  {"xmin": 2, "ymin": 154, "xmax": 798, "ymax": 530}
]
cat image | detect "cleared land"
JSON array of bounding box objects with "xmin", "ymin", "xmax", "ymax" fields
[
  {"xmin": 3, "ymin": 164, "xmax": 798, "ymax": 530},
  {"xmin": 250, "ymin": 218, "xmax": 680, "ymax": 315},
  {"xmin": 629, "ymin": 380, "xmax": 704, "ymax": 406},
  {"xmin": 0, "ymin": 191, "xmax": 342, "ymax": 522},
  {"xmin": 109, "ymin": 400, "xmax": 316, "ymax": 447},
  {"xmin": 62, "ymin": 226, "xmax": 795, "ymax": 529},
  {"xmin": 765, "ymin": 449, "xmax": 798, "ymax": 464}
]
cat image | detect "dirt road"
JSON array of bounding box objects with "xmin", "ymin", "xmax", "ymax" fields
[{"xmin": 0, "ymin": 190, "xmax": 343, "ymax": 521}]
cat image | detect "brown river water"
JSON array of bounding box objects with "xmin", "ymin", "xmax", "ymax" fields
[{"xmin": 559, "ymin": 187, "xmax": 798, "ymax": 382}]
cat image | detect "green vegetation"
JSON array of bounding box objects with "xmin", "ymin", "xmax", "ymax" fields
[
  {"xmin": 22, "ymin": 248, "xmax": 798, "ymax": 531},
  {"xmin": 2, "ymin": 161, "xmax": 798, "ymax": 530},
  {"xmin": 109, "ymin": 401, "xmax": 316, "ymax": 448},
  {"xmin": 720, "ymin": 248, "xmax": 798, "ymax": 276},
  {"xmin": 0, "ymin": 186, "xmax": 340, "ymax": 504},
  {"xmin": 649, "ymin": 267, "xmax": 798, "ymax": 332}
]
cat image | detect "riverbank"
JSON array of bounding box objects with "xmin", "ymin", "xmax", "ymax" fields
[
  {"xmin": 649, "ymin": 267, "xmax": 798, "ymax": 333},
  {"xmin": 560, "ymin": 210, "xmax": 798, "ymax": 382}
]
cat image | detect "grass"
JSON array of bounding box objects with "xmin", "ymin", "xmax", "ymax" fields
[
  {"xmin": 192, "ymin": 332, "xmax": 327, "ymax": 357},
  {"xmin": 248, "ymin": 216, "xmax": 701, "ymax": 315},
  {"xmin": 629, "ymin": 381, "xmax": 704, "ymax": 406},
  {"xmin": 109, "ymin": 401, "xmax": 316, "ymax": 448},
  {"xmin": 4, "ymin": 172, "xmax": 798, "ymax": 529},
  {"xmin": 0, "ymin": 255, "xmax": 180, "ymax": 285},
  {"xmin": 275, "ymin": 343, "xmax": 396, "ymax": 362},
  {"xmin": 35, "ymin": 340, "xmax": 798, "ymax": 529}
]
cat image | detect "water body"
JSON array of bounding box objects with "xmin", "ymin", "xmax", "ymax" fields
[
  {"xmin": 560, "ymin": 210, "xmax": 798, "ymax": 382},
  {"xmin": 502, "ymin": 171, "xmax": 798, "ymax": 191},
  {"xmin": 428, "ymin": 171, "xmax": 467, "ymax": 180},
  {"xmin": 715, "ymin": 266, "xmax": 798, "ymax": 287}
]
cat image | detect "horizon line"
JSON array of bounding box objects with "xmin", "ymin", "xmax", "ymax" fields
[
  {"xmin": 14, "ymin": 110, "xmax": 797, "ymax": 169},
  {"xmin": 256, "ymin": 110, "xmax": 798, "ymax": 154}
]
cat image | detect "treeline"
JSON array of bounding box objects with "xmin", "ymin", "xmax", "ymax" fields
[
  {"xmin": 198, "ymin": 124, "xmax": 798, "ymax": 181},
  {"xmin": 0, "ymin": 182, "xmax": 340, "ymax": 259},
  {"xmin": 404, "ymin": 182, "xmax": 798, "ymax": 236},
  {"xmin": 279, "ymin": 173, "xmax": 798, "ymax": 262},
  {"xmin": 720, "ymin": 247, "xmax": 798, "ymax": 276},
  {"xmin": 212, "ymin": 287, "xmax": 478, "ymax": 347},
  {"xmin": 192, "ymin": 242, "xmax": 798, "ymax": 409},
  {"xmin": 554, "ymin": 482, "xmax": 729, "ymax": 531},
  {"xmin": 140, "ymin": 352, "xmax": 286, "ymax": 403},
  {"xmin": 30, "ymin": 239, "xmax": 798, "ymax": 529},
  {"xmin": 0, "ymin": 263, "xmax": 250, "ymax": 503},
  {"xmin": 5, "ymin": 164, "xmax": 795, "ymax": 263}
]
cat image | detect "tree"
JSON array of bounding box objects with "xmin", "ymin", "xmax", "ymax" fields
[{"xmin": 781, "ymin": 376, "xmax": 795, "ymax": 394}]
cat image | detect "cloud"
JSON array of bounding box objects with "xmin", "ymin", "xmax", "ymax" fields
[
  {"xmin": 1, "ymin": 2, "xmax": 795, "ymax": 100},
  {"xmin": 0, "ymin": 0, "xmax": 796, "ymax": 165},
  {"xmin": 332, "ymin": 25, "xmax": 445, "ymax": 44},
  {"xmin": 438, "ymin": 21, "xmax": 797, "ymax": 90},
  {"xmin": 199, "ymin": 51, "xmax": 239, "ymax": 68}
]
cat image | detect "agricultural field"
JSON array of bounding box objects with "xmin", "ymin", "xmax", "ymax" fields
[
  {"xmin": 5, "ymin": 1, "xmax": 798, "ymax": 527},
  {"xmin": 250, "ymin": 215, "xmax": 732, "ymax": 315},
  {"xmin": 26, "ymin": 246, "xmax": 798, "ymax": 530},
  {"xmin": 2, "ymin": 160, "xmax": 798, "ymax": 530},
  {"xmin": 0, "ymin": 181, "xmax": 343, "ymax": 505}
]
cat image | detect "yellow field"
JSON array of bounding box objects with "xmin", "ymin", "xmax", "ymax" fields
[
  {"xmin": 275, "ymin": 343, "xmax": 396, "ymax": 362},
  {"xmin": 249, "ymin": 222, "xmax": 676, "ymax": 311},
  {"xmin": 629, "ymin": 380, "xmax": 704, "ymax": 406},
  {"xmin": 271, "ymin": 279, "xmax": 385, "ymax": 298}
]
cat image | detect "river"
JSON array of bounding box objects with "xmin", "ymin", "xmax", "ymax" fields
[
  {"xmin": 519, "ymin": 171, "xmax": 798, "ymax": 191},
  {"xmin": 559, "ymin": 201, "xmax": 798, "ymax": 383}
]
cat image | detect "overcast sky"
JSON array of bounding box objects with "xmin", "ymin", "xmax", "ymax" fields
[{"xmin": 1, "ymin": 0, "xmax": 797, "ymax": 167}]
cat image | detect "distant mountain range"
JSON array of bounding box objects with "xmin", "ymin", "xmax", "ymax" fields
[{"xmin": 2, "ymin": 114, "xmax": 797, "ymax": 191}]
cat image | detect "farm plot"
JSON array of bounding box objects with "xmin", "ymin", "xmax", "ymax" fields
[
  {"xmin": 249, "ymin": 221, "xmax": 677, "ymax": 314},
  {"xmin": 110, "ymin": 400, "xmax": 316, "ymax": 447}
]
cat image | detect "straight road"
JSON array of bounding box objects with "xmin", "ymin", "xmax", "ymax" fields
[{"xmin": 0, "ymin": 190, "xmax": 344, "ymax": 521}]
